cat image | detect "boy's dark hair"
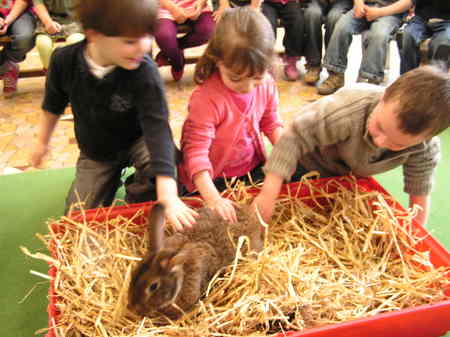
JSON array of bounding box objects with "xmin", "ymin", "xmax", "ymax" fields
[
  {"xmin": 384, "ymin": 65, "xmax": 450, "ymax": 137},
  {"xmin": 194, "ymin": 7, "xmax": 275, "ymax": 84},
  {"xmin": 74, "ymin": 0, "xmax": 158, "ymax": 37}
]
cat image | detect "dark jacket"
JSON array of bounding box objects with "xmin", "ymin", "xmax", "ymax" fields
[
  {"xmin": 413, "ymin": 0, "xmax": 450, "ymax": 21},
  {"xmin": 43, "ymin": 40, "xmax": 177, "ymax": 178}
]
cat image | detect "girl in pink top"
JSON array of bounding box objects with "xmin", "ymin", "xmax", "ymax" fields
[
  {"xmin": 178, "ymin": 7, "xmax": 283, "ymax": 222},
  {"xmin": 154, "ymin": 0, "xmax": 214, "ymax": 81}
]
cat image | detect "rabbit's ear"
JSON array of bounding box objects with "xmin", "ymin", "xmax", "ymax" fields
[
  {"xmin": 148, "ymin": 203, "xmax": 166, "ymax": 253},
  {"xmin": 168, "ymin": 251, "xmax": 189, "ymax": 271},
  {"xmin": 156, "ymin": 250, "xmax": 188, "ymax": 272}
]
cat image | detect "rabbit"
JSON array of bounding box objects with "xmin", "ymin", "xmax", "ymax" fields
[{"xmin": 127, "ymin": 202, "xmax": 263, "ymax": 319}]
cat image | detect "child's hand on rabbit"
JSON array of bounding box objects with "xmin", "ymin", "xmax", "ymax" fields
[
  {"xmin": 160, "ymin": 196, "xmax": 198, "ymax": 231},
  {"xmin": 206, "ymin": 196, "xmax": 237, "ymax": 223}
]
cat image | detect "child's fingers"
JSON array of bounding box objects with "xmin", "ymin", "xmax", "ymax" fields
[
  {"xmin": 181, "ymin": 208, "xmax": 198, "ymax": 227},
  {"xmin": 168, "ymin": 216, "xmax": 184, "ymax": 232},
  {"xmin": 229, "ymin": 207, "xmax": 237, "ymax": 223},
  {"xmin": 219, "ymin": 200, "xmax": 237, "ymax": 223}
]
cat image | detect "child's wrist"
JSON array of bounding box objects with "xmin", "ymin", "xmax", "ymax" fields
[
  {"xmin": 44, "ymin": 19, "xmax": 55, "ymax": 27},
  {"xmin": 205, "ymin": 194, "xmax": 223, "ymax": 209},
  {"xmin": 3, "ymin": 16, "xmax": 12, "ymax": 26}
]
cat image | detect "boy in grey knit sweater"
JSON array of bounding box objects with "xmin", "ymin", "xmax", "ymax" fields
[{"xmin": 253, "ymin": 66, "xmax": 450, "ymax": 226}]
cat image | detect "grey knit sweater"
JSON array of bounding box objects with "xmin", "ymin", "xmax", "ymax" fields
[{"xmin": 264, "ymin": 84, "xmax": 440, "ymax": 196}]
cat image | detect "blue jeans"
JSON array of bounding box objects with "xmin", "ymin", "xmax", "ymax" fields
[
  {"xmin": 262, "ymin": 1, "xmax": 304, "ymax": 57},
  {"xmin": 0, "ymin": 11, "xmax": 36, "ymax": 74},
  {"xmin": 323, "ymin": 7, "xmax": 402, "ymax": 82},
  {"xmin": 399, "ymin": 16, "xmax": 450, "ymax": 74},
  {"xmin": 304, "ymin": 0, "xmax": 352, "ymax": 67}
]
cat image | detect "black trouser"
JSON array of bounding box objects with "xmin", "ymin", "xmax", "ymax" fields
[{"xmin": 262, "ymin": 1, "xmax": 305, "ymax": 57}]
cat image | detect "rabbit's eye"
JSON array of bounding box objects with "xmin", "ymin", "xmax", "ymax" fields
[{"xmin": 148, "ymin": 281, "xmax": 159, "ymax": 292}]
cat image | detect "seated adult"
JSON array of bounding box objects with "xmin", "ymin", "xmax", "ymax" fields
[
  {"xmin": 398, "ymin": 0, "xmax": 450, "ymax": 74},
  {"xmin": 318, "ymin": 0, "xmax": 411, "ymax": 95}
]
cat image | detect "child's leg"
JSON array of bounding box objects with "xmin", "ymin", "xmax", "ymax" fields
[
  {"xmin": 178, "ymin": 12, "xmax": 215, "ymax": 49},
  {"xmin": 279, "ymin": 1, "xmax": 304, "ymax": 58},
  {"xmin": 0, "ymin": 11, "xmax": 36, "ymax": 72},
  {"xmin": 428, "ymin": 21, "xmax": 450, "ymax": 67},
  {"xmin": 322, "ymin": 10, "xmax": 368, "ymax": 75},
  {"xmin": 153, "ymin": 19, "xmax": 184, "ymax": 71},
  {"xmin": 65, "ymin": 152, "xmax": 123, "ymax": 214},
  {"xmin": 358, "ymin": 14, "xmax": 402, "ymax": 83},
  {"xmin": 304, "ymin": 0, "xmax": 326, "ymax": 68},
  {"xmin": 126, "ymin": 138, "xmax": 157, "ymax": 203},
  {"xmin": 319, "ymin": 10, "xmax": 367, "ymax": 94},
  {"xmin": 325, "ymin": 0, "xmax": 353, "ymax": 47},
  {"xmin": 261, "ymin": 2, "xmax": 279, "ymax": 39},
  {"xmin": 0, "ymin": 11, "xmax": 35, "ymax": 96},
  {"xmin": 398, "ymin": 16, "xmax": 428, "ymax": 74},
  {"xmin": 35, "ymin": 34, "xmax": 54, "ymax": 70}
]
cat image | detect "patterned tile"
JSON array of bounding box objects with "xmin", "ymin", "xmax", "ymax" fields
[{"xmin": 0, "ymin": 36, "xmax": 402, "ymax": 175}]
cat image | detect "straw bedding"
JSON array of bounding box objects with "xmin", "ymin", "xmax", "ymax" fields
[{"xmin": 23, "ymin": 176, "xmax": 449, "ymax": 337}]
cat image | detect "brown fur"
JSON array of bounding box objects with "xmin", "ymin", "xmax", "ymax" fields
[{"xmin": 128, "ymin": 203, "xmax": 263, "ymax": 319}]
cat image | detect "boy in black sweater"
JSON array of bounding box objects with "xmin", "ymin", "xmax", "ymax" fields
[{"xmin": 30, "ymin": 0, "xmax": 197, "ymax": 230}]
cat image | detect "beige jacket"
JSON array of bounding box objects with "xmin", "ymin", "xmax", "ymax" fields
[{"xmin": 264, "ymin": 84, "xmax": 440, "ymax": 196}]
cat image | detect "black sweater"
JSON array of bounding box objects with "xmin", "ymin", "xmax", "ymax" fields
[
  {"xmin": 43, "ymin": 40, "xmax": 177, "ymax": 178},
  {"xmin": 413, "ymin": 0, "xmax": 450, "ymax": 21}
]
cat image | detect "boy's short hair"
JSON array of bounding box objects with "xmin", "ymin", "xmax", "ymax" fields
[
  {"xmin": 74, "ymin": 0, "xmax": 158, "ymax": 37},
  {"xmin": 384, "ymin": 65, "xmax": 450, "ymax": 137}
]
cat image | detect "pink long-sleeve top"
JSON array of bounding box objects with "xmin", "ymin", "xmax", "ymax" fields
[
  {"xmin": 0, "ymin": 0, "xmax": 33, "ymax": 16},
  {"xmin": 178, "ymin": 71, "xmax": 283, "ymax": 192},
  {"xmin": 158, "ymin": 0, "xmax": 212, "ymax": 20}
]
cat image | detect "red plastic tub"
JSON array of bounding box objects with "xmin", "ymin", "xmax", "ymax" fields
[{"xmin": 45, "ymin": 176, "xmax": 450, "ymax": 337}]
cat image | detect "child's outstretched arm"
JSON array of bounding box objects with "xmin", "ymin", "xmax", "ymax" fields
[
  {"xmin": 194, "ymin": 170, "xmax": 237, "ymax": 223},
  {"xmin": 156, "ymin": 175, "xmax": 198, "ymax": 231},
  {"xmin": 267, "ymin": 126, "xmax": 283, "ymax": 145},
  {"xmin": 252, "ymin": 172, "xmax": 284, "ymax": 222},
  {"xmin": 30, "ymin": 110, "xmax": 60, "ymax": 167},
  {"xmin": 409, "ymin": 194, "xmax": 430, "ymax": 226},
  {"xmin": 33, "ymin": 0, "xmax": 62, "ymax": 34}
]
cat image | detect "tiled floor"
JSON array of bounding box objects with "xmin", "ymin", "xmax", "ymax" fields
[{"xmin": 0, "ymin": 36, "xmax": 400, "ymax": 175}]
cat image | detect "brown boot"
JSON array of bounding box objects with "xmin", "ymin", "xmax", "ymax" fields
[
  {"xmin": 317, "ymin": 71, "xmax": 344, "ymax": 95},
  {"xmin": 356, "ymin": 75, "xmax": 382, "ymax": 85},
  {"xmin": 304, "ymin": 66, "xmax": 321, "ymax": 85}
]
